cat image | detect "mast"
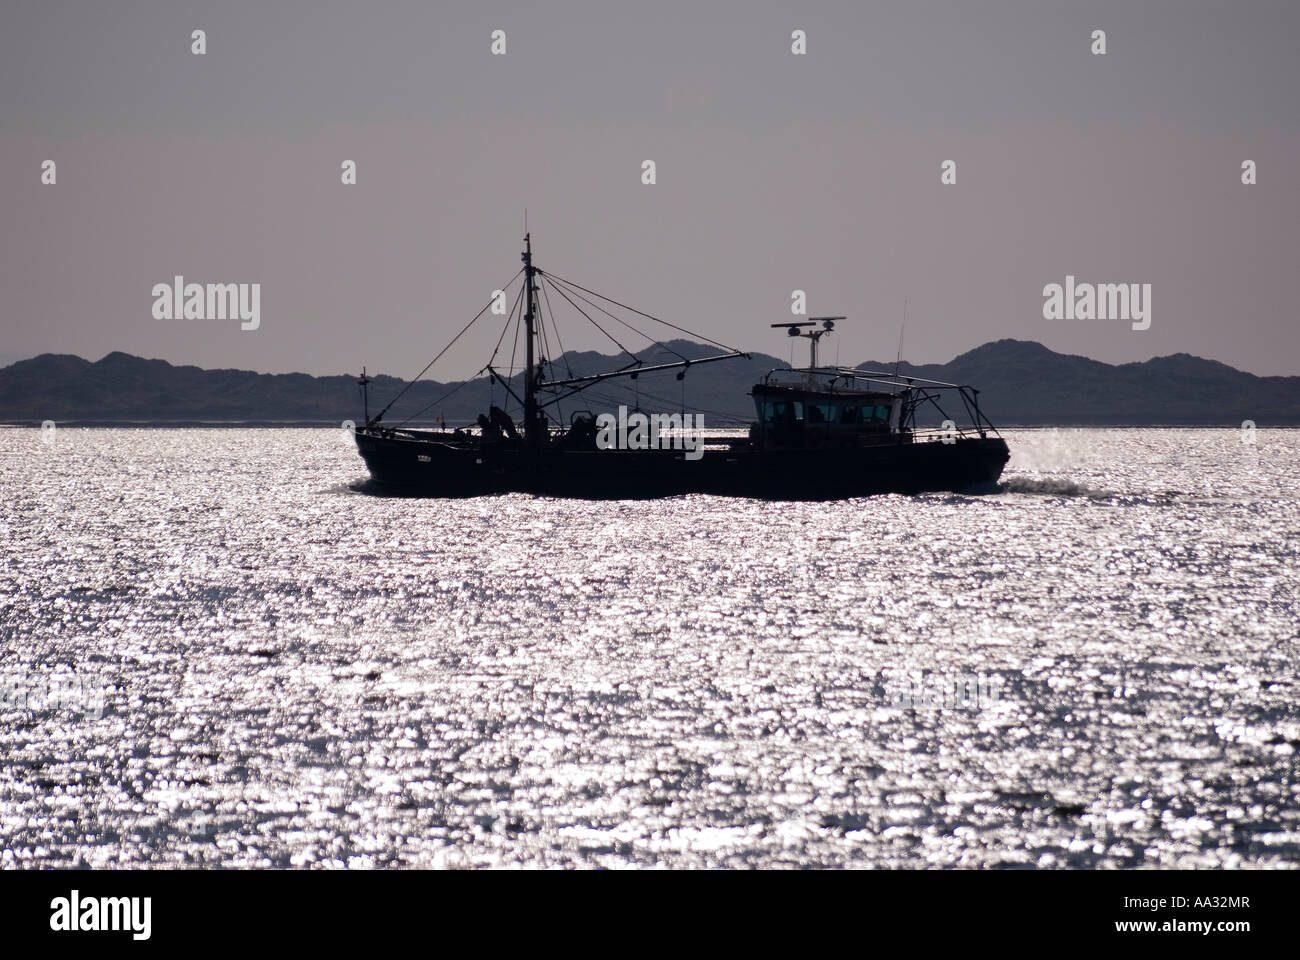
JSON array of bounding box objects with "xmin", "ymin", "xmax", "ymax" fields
[
  {"xmin": 357, "ymin": 367, "xmax": 371, "ymax": 425},
  {"xmin": 522, "ymin": 232, "xmax": 540, "ymax": 445}
]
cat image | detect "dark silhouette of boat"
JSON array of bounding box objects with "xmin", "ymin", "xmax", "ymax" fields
[{"xmin": 353, "ymin": 233, "xmax": 1009, "ymax": 498}]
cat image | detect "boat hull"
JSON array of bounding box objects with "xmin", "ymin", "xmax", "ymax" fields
[{"xmin": 354, "ymin": 429, "xmax": 1010, "ymax": 499}]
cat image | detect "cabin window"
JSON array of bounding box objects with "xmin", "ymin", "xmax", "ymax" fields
[
  {"xmin": 839, "ymin": 403, "xmax": 891, "ymax": 425},
  {"xmin": 807, "ymin": 403, "xmax": 836, "ymax": 423},
  {"xmin": 762, "ymin": 400, "xmax": 804, "ymax": 423}
]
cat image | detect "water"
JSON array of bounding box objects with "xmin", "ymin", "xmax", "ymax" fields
[{"xmin": 1, "ymin": 427, "xmax": 1297, "ymax": 869}]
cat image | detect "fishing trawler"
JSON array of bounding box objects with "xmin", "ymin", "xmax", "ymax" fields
[{"xmin": 352, "ymin": 232, "xmax": 1009, "ymax": 498}]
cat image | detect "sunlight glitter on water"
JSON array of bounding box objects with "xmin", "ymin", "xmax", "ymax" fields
[{"xmin": 0, "ymin": 427, "xmax": 1297, "ymax": 868}]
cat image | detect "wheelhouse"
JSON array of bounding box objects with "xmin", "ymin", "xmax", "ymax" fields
[{"xmin": 751, "ymin": 378, "xmax": 905, "ymax": 449}]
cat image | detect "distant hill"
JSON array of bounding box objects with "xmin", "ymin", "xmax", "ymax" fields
[
  {"xmin": 1, "ymin": 339, "xmax": 1298, "ymax": 426},
  {"xmin": 859, "ymin": 339, "xmax": 1300, "ymax": 425}
]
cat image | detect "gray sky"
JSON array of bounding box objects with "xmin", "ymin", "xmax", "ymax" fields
[{"xmin": 2, "ymin": 0, "xmax": 1297, "ymax": 378}]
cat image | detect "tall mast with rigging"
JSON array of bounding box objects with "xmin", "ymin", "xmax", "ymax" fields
[{"xmin": 522, "ymin": 232, "xmax": 540, "ymax": 445}]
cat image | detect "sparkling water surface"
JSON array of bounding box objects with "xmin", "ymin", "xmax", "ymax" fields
[{"xmin": 1, "ymin": 427, "xmax": 1297, "ymax": 869}]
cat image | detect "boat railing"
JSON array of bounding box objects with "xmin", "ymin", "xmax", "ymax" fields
[
  {"xmin": 900, "ymin": 383, "xmax": 1000, "ymax": 440},
  {"xmin": 759, "ymin": 366, "xmax": 1001, "ymax": 439}
]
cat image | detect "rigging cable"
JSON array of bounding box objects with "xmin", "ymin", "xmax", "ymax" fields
[
  {"xmin": 585, "ymin": 381, "xmax": 751, "ymax": 424},
  {"xmin": 504, "ymin": 279, "xmax": 525, "ymax": 416},
  {"xmin": 542, "ymin": 274, "xmax": 687, "ymax": 364},
  {"xmin": 487, "ymin": 276, "xmax": 527, "ymax": 367},
  {"xmin": 536, "ymin": 280, "xmax": 566, "ymax": 425},
  {"xmin": 539, "ymin": 279, "xmax": 574, "ymax": 379},
  {"xmin": 398, "ymin": 278, "xmax": 529, "ymax": 428},
  {"xmin": 371, "ymin": 267, "xmax": 524, "ymax": 424},
  {"xmin": 488, "ymin": 277, "xmax": 528, "ymax": 417},
  {"xmin": 539, "ymin": 275, "xmax": 641, "ymax": 364},
  {"xmin": 540, "ymin": 270, "xmax": 742, "ymax": 353},
  {"xmin": 394, "ymin": 374, "xmax": 482, "ymax": 428}
]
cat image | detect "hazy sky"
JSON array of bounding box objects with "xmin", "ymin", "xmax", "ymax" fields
[{"xmin": 2, "ymin": 0, "xmax": 1297, "ymax": 378}]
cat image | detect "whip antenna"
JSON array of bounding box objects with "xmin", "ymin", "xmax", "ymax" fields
[{"xmin": 894, "ymin": 300, "xmax": 907, "ymax": 379}]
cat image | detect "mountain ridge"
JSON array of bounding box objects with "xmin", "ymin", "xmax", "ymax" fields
[{"xmin": 3, "ymin": 339, "xmax": 1298, "ymax": 426}]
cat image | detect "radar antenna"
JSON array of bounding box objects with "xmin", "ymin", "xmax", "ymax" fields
[{"xmin": 770, "ymin": 316, "xmax": 844, "ymax": 379}]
